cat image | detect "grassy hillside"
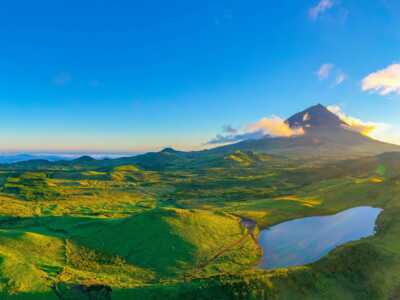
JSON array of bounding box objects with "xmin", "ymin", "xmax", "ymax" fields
[
  {"xmin": 0, "ymin": 151, "xmax": 400, "ymax": 299},
  {"xmin": 0, "ymin": 204, "xmax": 259, "ymax": 298},
  {"xmin": 73, "ymin": 208, "xmax": 259, "ymax": 278}
]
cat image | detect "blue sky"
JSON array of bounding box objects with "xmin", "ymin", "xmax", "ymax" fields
[{"xmin": 1, "ymin": 0, "xmax": 400, "ymax": 153}]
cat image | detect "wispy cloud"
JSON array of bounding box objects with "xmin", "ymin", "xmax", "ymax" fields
[
  {"xmin": 53, "ymin": 72, "xmax": 71, "ymax": 86},
  {"xmin": 334, "ymin": 71, "xmax": 347, "ymax": 86},
  {"xmin": 309, "ymin": 0, "xmax": 334, "ymax": 20},
  {"xmin": 207, "ymin": 116, "xmax": 304, "ymax": 145},
  {"xmin": 362, "ymin": 63, "xmax": 400, "ymax": 95},
  {"xmin": 317, "ymin": 64, "xmax": 347, "ymax": 87},
  {"xmin": 317, "ymin": 63, "xmax": 334, "ymax": 80}
]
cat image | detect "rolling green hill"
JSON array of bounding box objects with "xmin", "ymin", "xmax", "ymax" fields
[
  {"xmin": 0, "ymin": 150, "xmax": 400, "ymax": 299},
  {"xmin": 0, "ymin": 105, "xmax": 400, "ymax": 299}
]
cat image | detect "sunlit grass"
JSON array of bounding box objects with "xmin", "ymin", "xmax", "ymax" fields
[{"xmin": 0, "ymin": 152, "xmax": 400, "ymax": 299}]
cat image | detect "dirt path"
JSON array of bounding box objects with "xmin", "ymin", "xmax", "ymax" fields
[
  {"xmin": 191, "ymin": 217, "xmax": 260, "ymax": 272},
  {"xmin": 197, "ymin": 234, "xmax": 251, "ymax": 269}
]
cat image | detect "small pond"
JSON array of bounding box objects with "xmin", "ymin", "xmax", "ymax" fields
[{"xmin": 259, "ymin": 206, "xmax": 382, "ymax": 269}]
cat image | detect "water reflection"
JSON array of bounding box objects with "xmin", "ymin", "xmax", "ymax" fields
[{"xmin": 259, "ymin": 206, "xmax": 382, "ymax": 269}]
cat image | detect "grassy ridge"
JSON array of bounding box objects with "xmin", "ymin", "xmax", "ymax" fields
[
  {"xmin": 114, "ymin": 177, "xmax": 400, "ymax": 299},
  {"xmin": 0, "ymin": 208, "xmax": 259, "ymax": 298},
  {"xmin": 0, "ymin": 152, "xmax": 399, "ymax": 299}
]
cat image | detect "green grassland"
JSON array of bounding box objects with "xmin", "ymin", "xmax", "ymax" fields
[{"xmin": 0, "ymin": 151, "xmax": 399, "ymax": 299}]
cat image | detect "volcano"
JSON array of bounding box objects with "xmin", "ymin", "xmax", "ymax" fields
[
  {"xmin": 286, "ymin": 103, "xmax": 346, "ymax": 130},
  {"xmin": 211, "ymin": 104, "xmax": 400, "ymax": 160}
]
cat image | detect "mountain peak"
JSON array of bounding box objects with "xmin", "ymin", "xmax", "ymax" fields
[{"xmin": 286, "ymin": 104, "xmax": 346, "ymax": 130}]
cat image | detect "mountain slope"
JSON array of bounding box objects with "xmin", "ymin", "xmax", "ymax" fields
[
  {"xmin": 212, "ymin": 104, "xmax": 400, "ymax": 160},
  {"xmin": 286, "ymin": 103, "xmax": 346, "ymax": 130},
  {"xmin": 2, "ymin": 104, "xmax": 398, "ymax": 171}
]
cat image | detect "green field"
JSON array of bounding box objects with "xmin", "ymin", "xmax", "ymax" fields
[{"xmin": 0, "ymin": 151, "xmax": 399, "ymax": 299}]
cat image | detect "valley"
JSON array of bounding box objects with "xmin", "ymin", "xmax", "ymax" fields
[{"xmin": 0, "ymin": 105, "xmax": 400, "ymax": 299}]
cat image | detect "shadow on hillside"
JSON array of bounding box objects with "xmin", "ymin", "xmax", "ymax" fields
[{"xmin": 0, "ymin": 210, "xmax": 197, "ymax": 277}]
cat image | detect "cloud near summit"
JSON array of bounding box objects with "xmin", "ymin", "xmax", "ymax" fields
[
  {"xmin": 207, "ymin": 116, "xmax": 304, "ymax": 145},
  {"xmin": 208, "ymin": 106, "xmax": 396, "ymax": 146},
  {"xmin": 327, "ymin": 105, "xmax": 387, "ymax": 137},
  {"xmin": 334, "ymin": 110, "xmax": 400, "ymax": 145},
  {"xmin": 247, "ymin": 116, "xmax": 304, "ymax": 137}
]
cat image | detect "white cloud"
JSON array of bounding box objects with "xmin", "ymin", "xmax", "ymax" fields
[
  {"xmin": 309, "ymin": 0, "xmax": 334, "ymax": 20},
  {"xmin": 327, "ymin": 105, "xmax": 388, "ymax": 137},
  {"xmin": 317, "ymin": 63, "xmax": 334, "ymax": 80},
  {"xmin": 362, "ymin": 64, "xmax": 400, "ymax": 95},
  {"xmin": 370, "ymin": 125, "xmax": 400, "ymax": 146},
  {"xmin": 207, "ymin": 116, "xmax": 304, "ymax": 145},
  {"xmin": 248, "ymin": 116, "xmax": 304, "ymax": 137}
]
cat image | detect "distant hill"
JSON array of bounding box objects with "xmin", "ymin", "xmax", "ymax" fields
[
  {"xmin": 0, "ymin": 154, "xmax": 66, "ymax": 164},
  {"xmin": 3, "ymin": 104, "xmax": 399, "ymax": 171}
]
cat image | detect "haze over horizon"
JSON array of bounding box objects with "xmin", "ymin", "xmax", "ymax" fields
[{"xmin": 1, "ymin": 0, "xmax": 400, "ymax": 153}]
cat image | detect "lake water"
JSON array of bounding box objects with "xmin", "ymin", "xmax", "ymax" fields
[{"xmin": 258, "ymin": 206, "xmax": 382, "ymax": 269}]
